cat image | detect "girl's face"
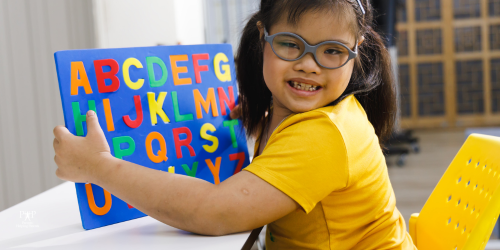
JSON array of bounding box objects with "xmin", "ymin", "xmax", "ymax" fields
[{"xmin": 261, "ymin": 10, "xmax": 361, "ymax": 114}]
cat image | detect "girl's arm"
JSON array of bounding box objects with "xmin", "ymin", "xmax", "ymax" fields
[{"xmin": 53, "ymin": 110, "xmax": 298, "ymax": 235}]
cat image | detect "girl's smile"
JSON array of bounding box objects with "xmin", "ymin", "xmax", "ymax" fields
[{"xmin": 286, "ymin": 78, "xmax": 323, "ymax": 97}]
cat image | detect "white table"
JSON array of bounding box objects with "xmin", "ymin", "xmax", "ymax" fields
[{"xmin": 0, "ymin": 182, "xmax": 251, "ymax": 249}]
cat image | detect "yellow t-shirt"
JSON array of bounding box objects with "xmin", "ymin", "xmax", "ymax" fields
[{"xmin": 244, "ymin": 95, "xmax": 416, "ymax": 250}]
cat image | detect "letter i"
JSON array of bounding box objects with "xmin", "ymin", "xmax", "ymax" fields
[{"xmin": 103, "ymin": 99, "xmax": 115, "ymax": 131}]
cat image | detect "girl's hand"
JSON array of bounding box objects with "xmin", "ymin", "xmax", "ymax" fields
[
  {"xmin": 229, "ymin": 104, "xmax": 241, "ymax": 119},
  {"xmin": 53, "ymin": 110, "xmax": 112, "ymax": 183}
]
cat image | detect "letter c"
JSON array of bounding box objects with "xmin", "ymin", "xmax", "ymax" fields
[{"xmin": 123, "ymin": 58, "xmax": 145, "ymax": 90}]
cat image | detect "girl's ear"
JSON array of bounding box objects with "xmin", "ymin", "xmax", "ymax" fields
[
  {"xmin": 358, "ymin": 36, "xmax": 365, "ymax": 46},
  {"xmin": 257, "ymin": 21, "xmax": 265, "ymax": 40}
]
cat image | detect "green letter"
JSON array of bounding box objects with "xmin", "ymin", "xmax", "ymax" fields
[
  {"xmin": 181, "ymin": 162, "xmax": 198, "ymax": 177},
  {"xmin": 223, "ymin": 119, "xmax": 239, "ymax": 148},
  {"xmin": 171, "ymin": 91, "xmax": 193, "ymax": 122},
  {"xmin": 112, "ymin": 136, "xmax": 136, "ymax": 159},
  {"xmin": 146, "ymin": 56, "xmax": 168, "ymax": 87},
  {"xmin": 72, "ymin": 100, "xmax": 96, "ymax": 136}
]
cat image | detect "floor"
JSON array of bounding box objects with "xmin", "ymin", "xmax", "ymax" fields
[{"xmin": 387, "ymin": 128, "xmax": 467, "ymax": 230}]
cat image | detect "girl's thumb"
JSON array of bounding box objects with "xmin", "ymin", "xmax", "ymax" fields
[{"xmin": 86, "ymin": 110, "xmax": 105, "ymax": 138}]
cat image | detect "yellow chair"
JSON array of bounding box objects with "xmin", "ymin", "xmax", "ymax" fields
[{"xmin": 409, "ymin": 134, "xmax": 500, "ymax": 250}]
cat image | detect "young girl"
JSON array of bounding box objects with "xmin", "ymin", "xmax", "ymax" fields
[{"xmin": 53, "ymin": 0, "xmax": 417, "ymax": 249}]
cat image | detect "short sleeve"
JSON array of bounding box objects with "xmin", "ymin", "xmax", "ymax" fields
[{"xmin": 244, "ymin": 111, "xmax": 349, "ymax": 213}]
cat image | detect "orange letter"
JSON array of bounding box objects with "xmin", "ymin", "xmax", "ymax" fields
[
  {"xmin": 85, "ymin": 183, "xmax": 112, "ymax": 216},
  {"xmin": 170, "ymin": 55, "xmax": 192, "ymax": 85},
  {"xmin": 205, "ymin": 157, "xmax": 222, "ymax": 185},
  {"xmin": 70, "ymin": 61, "xmax": 92, "ymax": 95},
  {"xmin": 193, "ymin": 88, "xmax": 219, "ymax": 119},
  {"xmin": 102, "ymin": 99, "xmax": 115, "ymax": 132},
  {"xmin": 145, "ymin": 132, "xmax": 168, "ymax": 163}
]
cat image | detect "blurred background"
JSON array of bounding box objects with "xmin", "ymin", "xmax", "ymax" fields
[{"xmin": 0, "ymin": 0, "xmax": 500, "ymax": 241}]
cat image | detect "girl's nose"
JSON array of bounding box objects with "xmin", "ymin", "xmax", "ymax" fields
[{"xmin": 292, "ymin": 52, "xmax": 322, "ymax": 74}]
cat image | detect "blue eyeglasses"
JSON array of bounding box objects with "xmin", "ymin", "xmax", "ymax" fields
[{"xmin": 264, "ymin": 29, "xmax": 358, "ymax": 69}]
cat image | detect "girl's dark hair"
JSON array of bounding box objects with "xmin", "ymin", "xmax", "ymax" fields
[{"xmin": 236, "ymin": 0, "xmax": 396, "ymax": 144}]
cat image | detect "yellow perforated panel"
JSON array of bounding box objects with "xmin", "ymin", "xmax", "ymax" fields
[{"xmin": 414, "ymin": 134, "xmax": 500, "ymax": 250}]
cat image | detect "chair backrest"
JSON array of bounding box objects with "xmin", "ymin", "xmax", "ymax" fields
[{"xmin": 412, "ymin": 134, "xmax": 500, "ymax": 250}]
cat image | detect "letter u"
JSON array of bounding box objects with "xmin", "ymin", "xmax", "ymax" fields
[{"xmin": 85, "ymin": 183, "xmax": 112, "ymax": 216}]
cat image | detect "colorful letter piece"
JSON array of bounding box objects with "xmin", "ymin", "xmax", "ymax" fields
[
  {"xmin": 172, "ymin": 127, "xmax": 196, "ymax": 159},
  {"xmin": 102, "ymin": 99, "xmax": 115, "ymax": 132},
  {"xmin": 170, "ymin": 55, "xmax": 192, "ymax": 85},
  {"xmin": 85, "ymin": 184, "xmax": 112, "ymax": 216},
  {"xmin": 55, "ymin": 44, "xmax": 250, "ymax": 230},
  {"xmin": 123, "ymin": 58, "xmax": 145, "ymax": 90},
  {"xmin": 200, "ymin": 123, "xmax": 219, "ymax": 153},
  {"xmin": 171, "ymin": 91, "xmax": 193, "ymax": 122},
  {"xmin": 70, "ymin": 61, "xmax": 93, "ymax": 95},
  {"xmin": 218, "ymin": 86, "xmax": 235, "ymax": 116},
  {"xmin": 205, "ymin": 157, "xmax": 222, "ymax": 185},
  {"xmin": 230, "ymin": 152, "xmax": 246, "ymax": 174},
  {"xmin": 192, "ymin": 53, "xmax": 209, "ymax": 83},
  {"xmin": 94, "ymin": 59, "xmax": 120, "ymax": 93},
  {"xmin": 112, "ymin": 136, "xmax": 136, "ymax": 160},
  {"xmin": 147, "ymin": 92, "xmax": 170, "ymax": 125},
  {"xmin": 146, "ymin": 56, "xmax": 168, "ymax": 88},
  {"xmin": 214, "ymin": 53, "xmax": 231, "ymax": 82},
  {"xmin": 193, "ymin": 88, "xmax": 219, "ymax": 119},
  {"xmin": 123, "ymin": 95, "xmax": 144, "ymax": 128},
  {"xmin": 224, "ymin": 119, "xmax": 239, "ymax": 148},
  {"xmin": 181, "ymin": 162, "xmax": 198, "ymax": 177},
  {"xmin": 72, "ymin": 100, "xmax": 96, "ymax": 136},
  {"xmin": 145, "ymin": 131, "xmax": 168, "ymax": 163}
]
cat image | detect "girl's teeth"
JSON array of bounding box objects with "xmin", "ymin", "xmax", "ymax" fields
[{"xmin": 291, "ymin": 81, "xmax": 318, "ymax": 91}]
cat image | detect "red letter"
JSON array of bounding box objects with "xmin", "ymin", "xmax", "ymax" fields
[
  {"xmin": 192, "ymin": 53, "xmax": 209, "ymax": 83},
  {"xmin": 230, "ymin": 152, "xmax": 246, "ymax": 175},
  {"xmin": 94, "ymin": 59, "xmax": 120, "ymax": 93},
  {"xmin": 123, "ymin": 95, "xmax": 143, "ymax": 128},
  {"xmin": 218, "ymin": 86, "xmax": 235, "ymax": 116},
  {"xmin": 172, "ymin": 127, "xmax": 196, "ymax": 159}
]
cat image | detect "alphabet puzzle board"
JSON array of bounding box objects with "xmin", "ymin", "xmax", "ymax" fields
[{"xmin": 54, "ymin": 44, "xmax": 250, "ymax": 230}]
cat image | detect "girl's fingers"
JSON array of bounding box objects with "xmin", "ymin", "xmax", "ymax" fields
[
  {"xmin": 53, "ymin": 125, "xmax": 71, "ymax": 140},
  {"xmin": 230, "ymin": 104, "xmax": 241, "ymax": 119},
  {"xmin": 85, "ymin": 110, "xmax": 106, "ymax": 139},
  {"xmin": 53, "ymin": 138, "xmax": 59, "ymax": 151}
]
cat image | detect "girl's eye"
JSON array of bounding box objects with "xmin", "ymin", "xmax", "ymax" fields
[
  {"xmin": 324, "ymin": 49, "xmax": 341, "ymax": 55},
  {"xmin": 278, "ymin": 42, "xmax": 300, "ymax": 49}
]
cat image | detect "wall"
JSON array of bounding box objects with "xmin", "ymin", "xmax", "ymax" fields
[
  {"xmin": 93, "ymin": 0, "xmax": 205, "ymax": 48},
  {"xmin": 0, "ymin": 0, "xmax": 96, "ymax": 211}
]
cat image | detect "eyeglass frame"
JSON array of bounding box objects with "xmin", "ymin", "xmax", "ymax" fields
[{"xmin": 263, "ymin": 28, "xmax": 359, "ymax": 69}]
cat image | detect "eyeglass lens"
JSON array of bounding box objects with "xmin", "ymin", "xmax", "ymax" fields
[{"xmin": 271, "ymin": 34, "xmax": 350, "ymax": 68}]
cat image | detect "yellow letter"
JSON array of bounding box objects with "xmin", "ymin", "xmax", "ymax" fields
[
  {"xmin": 123, "ymin": 58, "xmax": 144, "ymax": 90},
  {"xmin": 214, "ymin": 53, "xmax": 231, "ymax": 82},
  {"xmin": 147, "ymin": 92, "xmax": 170, "ymax": 125},
  {"xmin": 200, "ymin": 123, "xmax": 219, "ymax": 153}
]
